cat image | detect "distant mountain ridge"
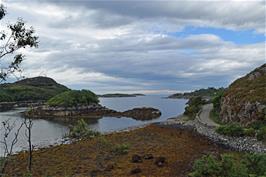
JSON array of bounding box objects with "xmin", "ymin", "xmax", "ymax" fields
[{"xmin": 0, "ymin": 76, "xmax": 69, "ymax": 102}]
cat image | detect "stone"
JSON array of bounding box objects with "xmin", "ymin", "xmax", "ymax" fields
[
  {"xmin": 130, "ymin": 168, "xmax": 142, "ymax": 175},
  {"xmin": 143, "ymin": 154, "xmax": 154, "ymax": 160},
  {"xmin": 131, "ymin": 154, "xmax": 142, "ymax": 163},
  {"xmin": 155, "ymin": 157, "xmax": 166, "ymax": 167}
]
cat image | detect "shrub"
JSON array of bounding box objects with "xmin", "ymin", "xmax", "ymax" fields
[
  {"xmin": 112, "ymin": 143, "xmax": 130, "ymax": 155},
  {"xmin": 189, "ymin": 153, "xmax": 266, "ymax": 177},
  {"xmin": 184, "ymin": 96, "xmax": 205, "ymax": 119},
  {"xmin": 256, "ymin": 126, "xmax": 266, "ymax": 141},
  {"xmin": 68, "ymin": 119, "xmax": 100, "ymax": 139},
  {"xmin": 216, "ymin": 123, "xmax": 244, "ymax": 137},
  {"xmin": 47, "ymin": 90, "xmax": 99, "ymax": 107},
  {"xmin": 242, "ymin": 153, "xmax": 266, "ymax": 176},
  {"xmin": 243, "ymin": 128, "xmax": 256, "ymax": 137}
]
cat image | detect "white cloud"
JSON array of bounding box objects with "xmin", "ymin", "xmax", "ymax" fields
[{"xmin": 1, "ymin": 0, "xmax": 265, "ymax": 93}]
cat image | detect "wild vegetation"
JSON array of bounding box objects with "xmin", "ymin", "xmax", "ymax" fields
[
  {"xmin": 189, "ymin": 153, "xmax": 266, "ymax": 177},
  {"xmin": 67, "ymin": 119, "xmax": 100, "ymax": 139},
  {"xmin": 184, "ymin": 96, "xmax": 206, "ymax": 119},
  {"xmin": 0, "ymin": 77, "xmax": 69, "ymax": 102},
  {"xmin": 168, "ymin": 87, "xmax": 225, "ymax": 99},
  {"xmin": 47, "ymin": 90, "xmax": 99, "ymax": 107}
]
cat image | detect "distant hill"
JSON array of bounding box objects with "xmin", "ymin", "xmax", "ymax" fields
[
  {"xmin": 98, "ymin": 93, "xmax": 145, "ymax": 98},
  {"xmin": 0, "ymin": 76, "xmax": 69, "ymax": 102},
  {"xmin": 168, "ymin": 87, "xmax": 225, "ymax": 99},
  {"xmin": 220, "ymin": 64, "xmax": 266, "ymax": 125}
]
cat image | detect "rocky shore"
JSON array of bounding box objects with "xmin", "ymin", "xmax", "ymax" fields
[
  {"xmin": 162, "ymin": 116, "xmax": 266, "ymax": 153},
  {"xmin": 24, "ymin": 104, "xmax": 161, "ymax": 121}
]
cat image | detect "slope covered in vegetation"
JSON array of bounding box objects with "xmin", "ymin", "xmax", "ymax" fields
[
  {"xmin": 47, "ymin": 90, "xmax": 99, "ymax": 107},
  {"xmin": 0, "ymin": 77, "xmax": 69, "ymax": 102},
  {"xmin": 220, "ymin": 64, "xmax": 266, "ymax": 125},
  {"xmin": 168, "ymin": 87, "xmax": 225, "ymax": 99}
]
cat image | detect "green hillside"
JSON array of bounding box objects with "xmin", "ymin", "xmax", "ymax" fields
[{"xmin": 0, "ymin": 77, "xmax": 69, "ymax": 102}]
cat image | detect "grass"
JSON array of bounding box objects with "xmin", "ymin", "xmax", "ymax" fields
[{"xmin": 5, "ymin": 125, "xmax": 228, "ymax": 177}]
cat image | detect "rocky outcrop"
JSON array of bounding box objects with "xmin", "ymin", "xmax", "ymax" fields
[
  {"xmin": 24, "ymin": 104, "xmax": 161, "ymax": 121},
  {"xmin": 220, "ymin": 64, "xmax": 266, "ymax": 125}
]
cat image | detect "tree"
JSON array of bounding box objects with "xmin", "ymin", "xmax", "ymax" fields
[
  {"xmin": 24, "ymin": 117, "xmax": 33, "ymax": 174},
  {"xmin": 0, "ymin": 4, "xmax": 38, "ymax": 82},
  {"xmin": 0, "ymin": 119, "xmax": 23, "ymax": 176}
]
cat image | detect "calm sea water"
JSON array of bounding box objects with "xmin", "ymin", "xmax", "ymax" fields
[{"xmin": 0, "ymin": 95, "xmax": 187, "ymax": 155}]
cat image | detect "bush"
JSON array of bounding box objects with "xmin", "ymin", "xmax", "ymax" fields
[
  {"xmin": 184, "ymin": 96, "xmax": 205, "ymax": 119},
  {"xmin": 112, "ymin": 143, "xmax": 130, "ymax": 155},
  {"xmin": 68, "ymin": 119, "xmax": 100, "ymax": 139},
  {"xmin": 256, "ymin": 126, "xmax": 266, "ymax": 141},
  {"xmin": 189, "ymin": 153, "xmax": 266, "ymax": 177},
  {"xmin": 243, "ymin": 128, "xmax": 256, "ymax": 137},
  {"xmin": 47, "ymin": 90, "xmax": 99, "ymax": 107},
  {"xmin": 216, "ymin": 123, "xmax": 244, "ymax": 137}
]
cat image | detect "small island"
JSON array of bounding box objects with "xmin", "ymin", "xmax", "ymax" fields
[{"xmin": 24, "ymin": 90, "xmax": 161, "ymax": 121}]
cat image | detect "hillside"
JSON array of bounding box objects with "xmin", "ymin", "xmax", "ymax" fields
[
  {"xmin": 220, "ymin": 64, "xmax": 266, "ymax": 125},
  {"xmin": 168, "ymin": 87, "xmax": 225, "ymax": 99},
  {"xmin": 0, "ymin": 77, "xmax": 69, "ymax": 102}
]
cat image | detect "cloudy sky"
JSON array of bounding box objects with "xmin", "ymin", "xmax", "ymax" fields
[{"xmin": 1, "ymin": 0, "xmax": 265, "ymax": 94}]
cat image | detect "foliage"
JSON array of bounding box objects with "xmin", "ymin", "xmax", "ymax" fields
[
  {"xmin": 184, "ymin": 96, "xmax": 206, "ymax": 119},
  {"xmin": 112, "ymin": 143, "xmax": 130, "ymax": 155},
  {"xmin": 189, "ymin": 153, "xmax": 266, "ymax": 177},
  {"xmin": 216, "ymin": 123, "xmax": 244, "ymax": 137},
  {"xmin": 0, "ymin": 77, "xmax": 69, "ymax": 102},
  {"xmin": 168, "ymin": 87, "xmax": 225, "ymax": 99},
  {"xmin": 243, "ymin": 128, "xmax": 256, "ymax": 137},
  {"xmin": 68, "ymin": 119, "xmax": 100, "ymax": 139},
  {"xmin": 47, "ymin": 90, "xmax": 99, "ymax": 107},
  {"xmin": 256, "ymin": 126, "xmax": 266, "ymax": 141},
  {"xmin": 0, "ymin": 4, "xmax": 38, "ymax": 81}
]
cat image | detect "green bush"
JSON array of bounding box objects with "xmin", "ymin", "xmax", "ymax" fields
[
  {"xmin": 47, "ymin": 90, "xmax": 99, "ymax": 107},
  {"xmin": 189, "ymin": 153, "xmax": 266, "ymax": 177},
  {"xmin": 243, "ymin": 128, "xmax": 256, "ymax": 137},
  {"xmin": 184, "ymin": 96, "xmax": 205, "ymax": 119},
  {"xmin": 216, "ymin": 123, "xmax": 244, "ymax": 137},
  {"xmin": 112, "ymin": 143, "xmax": 130, "ymax": 155},
  {"xmin": 256, "ymin": 126, "xmax": 266, "ymax": 141},
  {"xmin": 68, "ymin": 119, "xmax": 100, "ymax": 139}
]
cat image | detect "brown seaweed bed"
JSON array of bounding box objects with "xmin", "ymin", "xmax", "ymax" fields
[{"xmin": 5, "ymin": 124, "xmax": 231, "ymax": 177}]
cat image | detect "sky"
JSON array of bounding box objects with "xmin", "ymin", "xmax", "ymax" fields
[{"xmin": 0, "ymin": 0, "xmax": 265, "ymax": 94}]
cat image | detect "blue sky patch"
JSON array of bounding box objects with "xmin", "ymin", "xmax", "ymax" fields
[{"xmin": 169, "ymin": 26, "xmax": 265, "ymax": 45}]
